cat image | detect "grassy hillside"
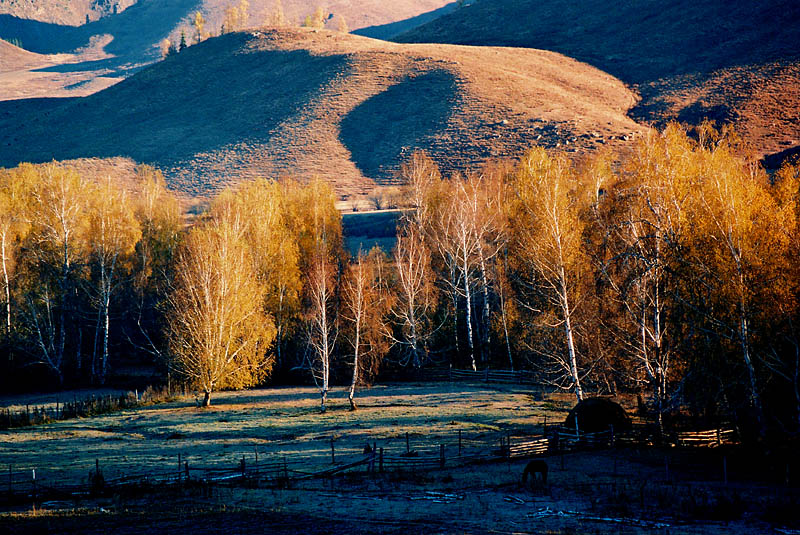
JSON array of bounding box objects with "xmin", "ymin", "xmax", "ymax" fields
[
  {"xmin": 0, "ymin": 0, "xmax": 136, "ymax": 26},
  {"xmin": 0, "ymin": 28, "xmax": 640, "ymax": 198},
  {"xmin": 0, "ymin": 1, "xmax": 455, "ymax": 100},
  {"xmin": 396, "ymin": 0, "xmax": 800, "ymax": 157}
]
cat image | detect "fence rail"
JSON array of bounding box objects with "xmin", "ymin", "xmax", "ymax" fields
[
  {"xmin": 448, "ymin": 369, "xmax": 540, "ymax": 385},
  {"xmin": 2, "ymin": 422, "xmax": 742, "ymax": 506},
  {"xmin": 676, "ymin": 428, "xmax": 735, "ymax": 447},
  {"xmin": 0, "ymin": 389, "xmax": 172, "ymax": 430}
]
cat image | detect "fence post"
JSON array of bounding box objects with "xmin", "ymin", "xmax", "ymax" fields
[
  {"xmin": 185, "ymin": 461, "xmax": 190, "ymax": 481},
  {"xmin": 8, "ymin": 464, "xmax": 11, "ymax": 501},
  {"xmin": 485, "ymin": 368, "xmax": 490, "ymax": 382},
  {"xmin": 439, "ymin": 444, "xmax": 445, "ymax": 468},
  {"xmin": 241, "ymin": 456, "xmax": 246, "ymax": 477},
  {"xmin": 379, "ymin": 448, "xmax": 384, "ymax": 473},
  {"xmin": 716, "ymin": 428, "xmax": 722, "ymax": 447},
  {"xmin": 330, "ymin": 437, "xmax": 335, "ymax": 464},
  {"xmin": 406, "ymin": 432, "xmax": 410, "ymax": 454},
  {"xmin": 178, "ymin": 453, "xmax": 182, "ymax": 483},
  {"xmin": 31, "ymin": 468, "xmax": 36, "ymax": 508}
]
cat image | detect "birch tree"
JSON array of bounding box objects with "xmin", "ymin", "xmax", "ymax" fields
[
  {"xmin": 690, "ymin": 142, "xmax": 791, "ymax": 434},
  {"xmin": 306, "ymin": 247, "xmax": 336, "ymax": 412},
  {"xmin": 342, "ymin": 249, "xmax": 390, "ymax": 410},
  {"xmin": 87, "ymin": 177, "xmax": 141, "ymax": 384},
  {"xmin": 22, "ymin": 164, "xmax": 90, "ymax": 385},
  {"xmin": 392, "ymin": 226, "xmax": 436, "ymax": 367},
  {"xmin": 509, "ymin": 148, "xmax": 587, "ymax": 401},
  {"xmin": 0, "ymin": 167, "xmax": 31, "ymax": 338},
  {"xmin": 167, "ymin": 218, "xmax": 275, "ymax": 407},
  {"xmin": 597, "ymin": 128, "xmax": 693, "ymax": 430}
]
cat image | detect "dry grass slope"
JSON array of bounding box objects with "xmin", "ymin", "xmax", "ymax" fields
[
  {"xmin": 0, "ymin": 28, "xmax": 641, "ymax": 198},
  {"xmin": 396, "ymin": 0, "xmax": 800, "ymax": 158},
  {"xmin": 0, "ymin": 0, "xmax": 455, "ymax": 100}
]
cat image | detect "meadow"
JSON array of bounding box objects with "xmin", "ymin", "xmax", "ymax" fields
[{"xmin": 1, "ymin": 383, "xmax": 795, "ymax": 534}]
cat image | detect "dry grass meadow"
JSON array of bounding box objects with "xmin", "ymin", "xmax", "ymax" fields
[{"xmin": 1, "ymin": 383, "xmax": 795, "ymax": 534}]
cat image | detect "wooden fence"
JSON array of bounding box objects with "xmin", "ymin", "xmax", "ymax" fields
[
  {"xmin": 676, "ymin": 428, "xmax": 736, "ymax": 448},
  {"xmin": 0, "ymin": 389, "xmax": 173, "ymax": 430},
  {"xmin": 1, "ymin": 422, "xmax": 741, "ymax": 506},
  {"xmin": 448, "ymin": 368, "xmax": 539, "ymax": 385}
]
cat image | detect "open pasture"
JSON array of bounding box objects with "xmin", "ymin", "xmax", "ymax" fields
[
  {"xmin": 0, "ymin": 383, "xmax": 562, "ymax": 486},
  {"xmin": 1, "ymin": 383, "xmax": 796, "ymax": 534}
]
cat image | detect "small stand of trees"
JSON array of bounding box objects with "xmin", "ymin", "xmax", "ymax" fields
[{"xmin": 2, "ymin": 123, "xmax": 799, "ymax": 438}]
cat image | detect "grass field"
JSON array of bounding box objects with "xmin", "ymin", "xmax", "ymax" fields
[{"xmin": 1, "ymin": 383, "xmax": 796, "ymax": 534}]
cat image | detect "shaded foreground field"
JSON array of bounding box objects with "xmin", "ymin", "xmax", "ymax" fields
[{"xmin": 1, "ymin": 383, "xmax": 797, "ymax": 534}]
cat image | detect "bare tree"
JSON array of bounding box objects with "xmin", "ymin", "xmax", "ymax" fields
[
  {"xmin": 392, "ymin": 226, "xmax": 436, "ymax": 368},
  {"xmin": 306, "ymin": 248, "xmax": 337, "ymax": 412},
  {"xmin": 342, "ymin": 249, "xmax": 391, "ymax": 410}
]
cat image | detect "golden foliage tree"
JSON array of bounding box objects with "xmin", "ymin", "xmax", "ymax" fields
[
  {"xmin": 303, "ymin": 6, "xmax": 326, "ymax": 29},
  {"xmin": 223, "ymin": 0, "xmax": 250, "ymax": 33},
  {"xmin": 0, "ymin": 167, "xmax": 31, "ymax": 338},
  {"xmin": 509, "ymin": 148, "xmax": 588, "ymax": 400},
  {"xmin": 688, "ymin": 138, "xmax": 793, "ymax": 433},
  {"xmin": 596, "ymin": 127, "xmax": 695, "ymax": 429},
  {"xmin": 87, "ymin": 177, "xmax": 141, "ymax": 385},
  {"xmin": 192, "ymin": 11, "xmax": 206, "ymax": 43},
  {"xmin": 210, "ymin": 179, "xmax": 302, "ymax": 367},
  {"xmin": 266, "ymin": 0, "xmax": 287, "ymax": 27},
  {"xmin": 21, "ymin": 164, "xmax": 92, "ymax": 384},
  {"xmin": 166, "ymin": 218, "xmax": 275, "ymax": 407}
]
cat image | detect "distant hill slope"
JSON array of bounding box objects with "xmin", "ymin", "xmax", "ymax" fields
[
  {"xmin": 396, "ymin": 0, "xmax": 800, "ymax": 158},
  {"xmin": 0, "ymin": 28, "xmax": 641, "ymax": 198},
  {"xmin": 0, "ymin": 0, "xmax": 454, "ymax": 99},
  {"xmin": 0, "ymin": 38, "xmax": 49, "ymax": 71},
  {"xmin": 0, "ymin": 0, "xmax": 136, "ymax": 26}
]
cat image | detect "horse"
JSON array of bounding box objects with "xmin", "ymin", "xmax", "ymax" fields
[{"xmin": 522, "ymin": 459, "xmax": 548, "ymax": 488}]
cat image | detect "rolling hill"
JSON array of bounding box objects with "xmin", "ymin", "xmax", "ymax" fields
[
  {"xmin": 396, "ymin": 0, "xmax": 800, "ymax": 159},
  {"xmin": 0, "ymin": 28, "xmax": 641, "ymax": 198},
  {"xmin": 0, "ymin": 0, "xmax": 136, "ymax": 26},
  {"xmin": 0, "ymin": 1, "xmax": 456, "ymax": 100}
]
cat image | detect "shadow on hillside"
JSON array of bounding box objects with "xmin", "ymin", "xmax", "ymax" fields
[
  {"xmin": 0, "ymin": 41, "xmax": 348, "ymax": 173},
  {"xmin": 339, "ymin": 69, "xmax": 459, "ymax": 182},
  {"xmin": 393, "ymin": 0, "xmax": 800, "ymax": 85},
  {"xmin": 354, "ymin": 2, "xmax": 459, "ymax": 41},
  {"xmin": 0, "ymin": 0, "xmax": 199, "ymax": 62}
]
